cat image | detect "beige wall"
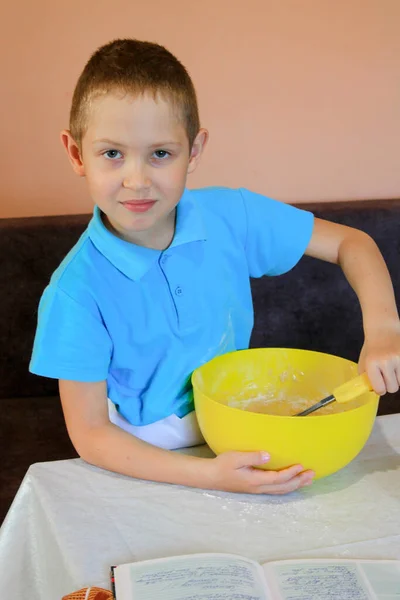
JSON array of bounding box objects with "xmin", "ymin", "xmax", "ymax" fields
[{"xmin": 1, "ymin": 0, "xmax": 399, "ymax": 218}]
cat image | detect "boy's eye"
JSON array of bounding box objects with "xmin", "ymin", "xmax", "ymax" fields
[
  {"xmin": 153, "ymin": 150, "xmax": 170, "ymax": 159},
  {"xmin": 103, "ymin": 150, "xmax": 122, "ymax": 160}
]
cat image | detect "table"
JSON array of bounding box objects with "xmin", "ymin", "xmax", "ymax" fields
[{"xmin": 1, "ymin": 414, "xmax": 400, "ymax": 600}]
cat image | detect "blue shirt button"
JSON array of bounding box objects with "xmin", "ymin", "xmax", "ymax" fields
[{"xmin": 175, "ymin": 286, "xmax": 183, "ymax": 296}]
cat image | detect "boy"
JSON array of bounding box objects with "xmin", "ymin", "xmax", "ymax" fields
[{"xmin": 30, "ymin": 39, "xmax": 400, "ymax": 495}]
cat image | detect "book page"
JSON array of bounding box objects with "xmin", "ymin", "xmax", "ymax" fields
[
  {"xmin": 263, "ymin": 559, "xmax": 400, "ymax": 600},
  {"xmin": 114, "ymin": 553, "xmax": 270, "ymax": 600},
  {"xmin": 359, "ymin": 562, "xmax": 400, "ymax": 600}
]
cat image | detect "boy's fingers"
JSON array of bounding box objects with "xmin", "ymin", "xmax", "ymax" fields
[
  {"xmin": 258, "ymin": 471, "xmax": 314, "ymax": 495},
  {"xmin": 381, "ymin": 363, "xmax": 400, "ymax": 394},
  {"xmin": 233, "ymin": 451, "xmax": 271, "ymax": 469},
  {"xmin": 266, "ymin": 464, "xmax": 307, "ymax": 484},
  {"xmin": 251, "ymin": 464, "xmax": 309, "ymax": 487},
  {"xmin": 383, "ymin": 372, "xmax": 398, "ymax": 394},
  {"xmin": 366, "ymin": 364, "xmax": 386, "ymax": 395}
]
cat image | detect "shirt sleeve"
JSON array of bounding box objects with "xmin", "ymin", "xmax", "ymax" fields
[
  {"xmin": 239, "ymin": 188, "xmax": 314, "ymax": 278},
  {"xmin": 29, "ymin": 285, "xmax": 112, "ymax": 381}
]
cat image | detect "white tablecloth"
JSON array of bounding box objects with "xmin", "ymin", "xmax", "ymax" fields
[{"xmin": 1, "ymin": 414, "xmax": 400, "ymax": 600}]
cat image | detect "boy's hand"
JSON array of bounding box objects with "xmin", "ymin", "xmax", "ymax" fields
[
  {"xmin": 359, "ymin": 323, "xmax": 400, "ymax": 396},
  {"xmin": 207, "ymin": 451, "xmax": 314, "ymax": 495}
]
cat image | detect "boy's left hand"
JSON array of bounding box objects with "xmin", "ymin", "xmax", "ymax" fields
[{"xmin": 359, "ymin": 323, "xmax": 400, "ymax": 396}]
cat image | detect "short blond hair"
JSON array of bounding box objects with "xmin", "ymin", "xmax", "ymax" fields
[{"xmin": 69, "ymin": 38, "xmax": 200, "ymax": 149}]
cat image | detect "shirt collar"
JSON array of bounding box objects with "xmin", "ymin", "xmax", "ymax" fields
[{"xmin": 87, "ymin": 188, "xmax": 206, "ymax": 281}]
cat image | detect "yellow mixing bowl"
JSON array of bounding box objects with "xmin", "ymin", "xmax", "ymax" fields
[{"xmin": 192, "ymin": 348, "xmax": 379, "ymax": 479}]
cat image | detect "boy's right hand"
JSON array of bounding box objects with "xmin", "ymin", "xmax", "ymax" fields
[{"xmin": 207, "ymin": 451, "xmax": 314, "ymax": 495}]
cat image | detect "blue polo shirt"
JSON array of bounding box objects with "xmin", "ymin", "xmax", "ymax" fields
[{"xmin": 30, "ymin": 187, "xmax": 314, "ymax": 426}]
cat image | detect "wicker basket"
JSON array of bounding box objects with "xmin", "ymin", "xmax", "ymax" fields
[{"xmin": 62, "ymin": 587, "xmax": 114, "ymax": 600}]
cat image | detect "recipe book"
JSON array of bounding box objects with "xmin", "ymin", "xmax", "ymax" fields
[{"xmin": 111, "ymin": 553, "xmax": 400, "ymax": 600}]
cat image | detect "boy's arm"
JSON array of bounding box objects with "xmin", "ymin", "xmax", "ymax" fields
[
  {"xmin": 59, "ymin": 379, "xmax": 314, "ymax": 492},
  {"xmin": 305, "ymin": 217, "xmax": 400, "ymax": 395}
]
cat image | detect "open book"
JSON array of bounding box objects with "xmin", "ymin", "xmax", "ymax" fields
[{"xmin": 112, "ymin": 553, "xmax": 400, "ymax": 600}]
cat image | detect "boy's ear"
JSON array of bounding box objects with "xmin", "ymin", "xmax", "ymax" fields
[
  {"xmin": 187, "ymin": 128, "xmax": 209, "ymax": 175},
  {"xmin": 60, "ymin": 130, "xmax": 86, "ymax": 177}
]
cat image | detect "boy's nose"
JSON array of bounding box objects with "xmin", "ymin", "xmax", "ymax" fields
[{"xmin": 122, "ymin": 164, "xmax": 151, "ymax": 191}]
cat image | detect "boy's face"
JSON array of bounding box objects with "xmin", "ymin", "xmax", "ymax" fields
[{"xmin": 62, "ymin": 92, "xmax": 207, "ymax": 248}]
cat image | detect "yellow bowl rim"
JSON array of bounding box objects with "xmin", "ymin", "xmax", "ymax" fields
[{"xmin": 192, "ymin": 347, "xmax": 379, "ymax": 421}]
